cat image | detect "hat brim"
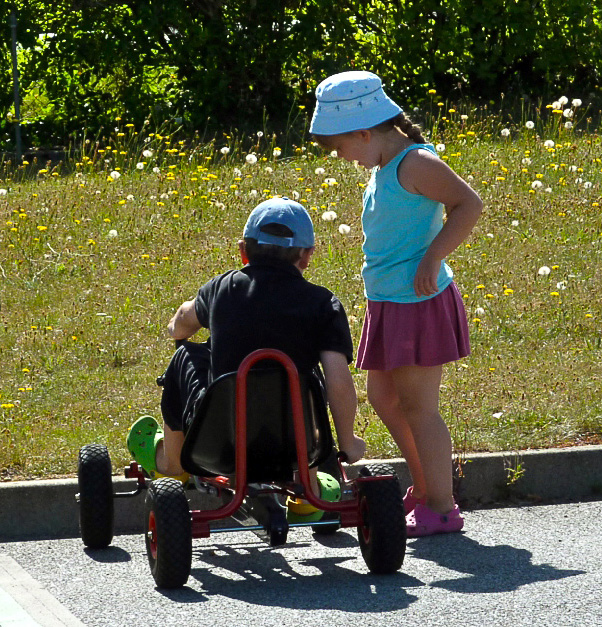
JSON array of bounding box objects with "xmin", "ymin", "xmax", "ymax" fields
[{"xmin": 310, "ymin": 98, "xmax": 402, "ymax": 136}]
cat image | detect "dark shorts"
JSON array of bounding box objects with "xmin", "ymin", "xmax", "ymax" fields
[
  {"xmin": 356, "ymin": 282, "xmax": 471, "ymax": 370},
  {"xmin": 160, "ymin": 340, "xmax": 211, "ymax": 433}
]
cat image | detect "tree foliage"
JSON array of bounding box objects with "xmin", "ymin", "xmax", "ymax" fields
[{"xmin": 2, "ymin": 0, "xmax": 601, "ymax": 147}]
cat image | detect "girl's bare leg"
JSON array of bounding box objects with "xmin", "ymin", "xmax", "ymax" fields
[
  {"xmin": 369, "ymin": 365, "xmax": 454, "ymax": 514},
  {"xmin": 367, "ymin": 369, "xmax": 427, "ymax": 498}
]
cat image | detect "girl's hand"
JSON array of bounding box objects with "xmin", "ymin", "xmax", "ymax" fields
[
  {"xmin": 414, "ymin": 255, "xmax": 441, "ymax": 297},
  {"xmin": 339, "ymin": 435, "xmax": 367, "ymax": 464}
]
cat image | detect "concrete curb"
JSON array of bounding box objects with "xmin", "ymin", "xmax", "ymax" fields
[{"xmin": 1, "ymin": 445, "xmax": 601, "ymax": 542}]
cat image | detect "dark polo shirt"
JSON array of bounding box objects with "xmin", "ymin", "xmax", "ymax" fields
[{"xmin": 194, "ymin": 258, "xmax": 353, "ymax": 380}]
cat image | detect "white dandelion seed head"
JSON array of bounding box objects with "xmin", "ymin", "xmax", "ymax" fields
[
  {"xmin": 249, "ymin": 189, "xmax": 258, "ymax": 197},
  {"xmin": 330, "ymin": 150, "xmax": 338, "ymax": 158},
  {"xmin": 572, "ymin": 98, "xmax": 582, "ymax": 108},
  {"xmin": 525, "ymin": 121, "xmax": 535, "ymax": 129},
  {"xmin": 492, "ymin": 412, "xmax": 504, "ymax": 419},
  {"xmin": 338, "ymin": 223, "xmax": 351, "ymax": 235},
  {"xmin": 315, "ymin": 167, "xmax": 325, "ymax": 175},
  {"xmin": 545, "ymin": 187, "xmax": 553, "ymax": 193},
  {"xmin": 321, "ymin": 210, "xmax": 337, "ymax": 222},
  {"xmin": 565, "ymin": 121, "xmax": 573, "ymax": 129},
  {"xmin": 233, "ymin": 168, "xmax": 242, "ymax": 177},
  {"xmin": 136, "ymin": 162, "xmax": 144, "ymax": 170},
  {"xmin": 325, "ymin": 177, "xmax": 337, "ymax": 186},
  {"xmin": 501, "ymin": 128, "xmax": 510, "ymax": 137},
  {"xmin": 556, "ymin": 281, "xmax": 568, "ymax": 290},
  {"xmin": 0, "ymin": 188, "xmax": 7, "ymax": 196},
  {"xmin": 552, "ymin": 101, "xmax": 561, "ymax": 110},
  {"xmin": 531, "ymin": 180, "xmax": 543, "ymax": 189},
  {"xmin": 215, "ymin": 202, "xmax": 226, "ymax": 210},
  {"xmin": 257, "ymin": 131, "xmax": 264, "ymax": 138},
  {"xmin": 576, "ymin": 177, "xmax": 583, "ymax": 184},
  {"xmin": 110, "ymin": 171, "xmax": 121, "ymax": 180},
  {"xmin": 461, "ymin": 114, "xmax": 468, "ymax": 120},
  {"xmin": 127, "ymin": 194, "xmax": 134, "ymax": 200},
  {"xmin": 474, "ymin": 307, "xmax": 486, "ymax": 316},
  {"xmin": 563, "ymin": 109, "xmax": 574, "ymax": 118},
  {"xmin": 538, "ymin": 265, "xmax": 551, "ymax": 276},
  {"xmin": 584, "ymin": 181, "xmax": 593, "ymax": 189},
  {"xmin": 220, "ymin": 146, "xmax": 230, "ymax": 155},
  {"xmin": 264, "ymin": 166, "xmax": 273, "ymax": 174},
  {"xmin": 569, "ymin": 165, "xmax": 578, "ymax": 172},
  {"xmin": 511, "ymin": 220, "xmax": 519, "ymax": 226},
  {"xmin": 544, "ymin": 140, "xmax": 555, "ymax": 148},
  {"xmin": 292, "ymin": 191, "xmax": 300, "ymax": 200},
  {"xmin": 142, "ymin": 149, "xmax": 153, "ymax": 158},
  {"xmin": 273, "ymin": 149, "xmax": 282, "ymax": 157},
  {"xmin": 522, "ymin": 157, "xmax": 532, "ymax": 165},
  {"xmin": 486, "ymin": 233, "xmax": 494, "ymax": 238},
  {"xmin": 558, "ymin": 96, "xmax": 569, "ymax": 105},
  {"xmin": 153, "ymin": 166, "xmax": 161, "ymax": 174},
  {"xmin": 107, "ymin": 229, "xmax": 118, "ymax": 238},
  {"xmin": 245, "ymin": 153, "xmax": 258, "ymax": 165},
  {"xmin": 435, "ymin": 143, "xmax": 446, "ymax": 152}
]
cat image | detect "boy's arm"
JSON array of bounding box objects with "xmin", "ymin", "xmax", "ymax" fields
[
  {"xmin": 167, "ymin": 299, "xmax": 202, "ymax": 340},
  {"xmin": 320, "ymin": 350, "xmax": 366, "ymax": 464}
]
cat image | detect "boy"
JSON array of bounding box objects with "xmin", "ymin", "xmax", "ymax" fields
[{"xmin": 127, "ymin": 197, "xmax": 366, "ymax": 517}]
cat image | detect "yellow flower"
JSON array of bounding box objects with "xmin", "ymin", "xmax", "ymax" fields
[
  {"xmin": 504, "ymin": 288, "xmax": 514, "ymax": 295},
  {"xmin": 585, "ymin": 314, "xmax": 593, "ymax": 318},
  {"xmin": 428, "ymin": 89, "xmax": 437, "ymax": 94},
  {"xmin": 37, "ymin": 225, "xmax": 47, "ymax": 231},
  {"xmin": 550, "ymin": 291, "xmax": 560, "ymax": 296},
  {"xmin": 476, "ymin": 284, "xmax": 485, "ymax": 289}
]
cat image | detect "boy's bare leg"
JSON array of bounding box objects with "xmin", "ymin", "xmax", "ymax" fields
[{"xmin": 155, "ymin": 423, "xmax": 185, "ymax": 476}]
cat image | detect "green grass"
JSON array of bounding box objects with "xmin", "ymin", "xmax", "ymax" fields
[{"xmin": 1, "ymin": 103, "xmax": 601, "ymax": 479}]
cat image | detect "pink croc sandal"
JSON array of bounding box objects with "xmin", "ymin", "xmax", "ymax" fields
[
  {"xmin": 403, "ymin": 486, "xmax": 426, "ymax": 514},
  {"xmin": 406, "ymin": 503, "xmax": 464, "ymax": 537}
]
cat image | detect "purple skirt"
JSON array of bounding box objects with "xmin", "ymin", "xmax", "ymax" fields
[{"xmin": 356, "ymin": 283, "xmax": 470, "ymax": 370}]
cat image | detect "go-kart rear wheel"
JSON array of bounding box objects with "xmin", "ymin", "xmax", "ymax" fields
[
  {"xmin": 145, "ymin": 478, "xmax": 192, "ymax": 588},
  {"xmin": 356, "ymin": 463, "xmax": 406, "ymax": 574},
  {"xmin": 77, "ymin": 444, "xmax": 114, "ymax": 549}
]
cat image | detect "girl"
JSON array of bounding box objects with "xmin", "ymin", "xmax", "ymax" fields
[{"xmin": 310, "ymin": 71, "xmax": 482, "ymax": 536}]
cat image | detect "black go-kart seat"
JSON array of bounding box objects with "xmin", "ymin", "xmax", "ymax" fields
[{"xmin": 180, "ymin": 363, "xmax": 333, "ymax": 483}]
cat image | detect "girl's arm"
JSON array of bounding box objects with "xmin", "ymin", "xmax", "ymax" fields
[{"xmin": 398, "ymin": 150, "xmax": 483, "ymax": 297}]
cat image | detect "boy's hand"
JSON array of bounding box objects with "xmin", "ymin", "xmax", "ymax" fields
[{"xmin": 339, "ymin": 435, "xmax": 366, "ymax": 464}]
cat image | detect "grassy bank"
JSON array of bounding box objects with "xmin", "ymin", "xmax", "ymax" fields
[{"xmin": 1, "ymin": 102, "xmax": 601, "ymax": 479}]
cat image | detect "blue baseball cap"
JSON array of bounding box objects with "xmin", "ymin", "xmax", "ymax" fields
[
  {"xmin": 310, "ymin": 70, "xmax": 402, "ymax": 136},
  {"xmin": 244, "ymin": 197, "xmax": 315, "ymax": 248}
]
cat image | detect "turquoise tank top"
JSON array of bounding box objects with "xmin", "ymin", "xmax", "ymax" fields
[{"xmin": 361, "ymin": 143, "xmax": 453, "ymax": 303}]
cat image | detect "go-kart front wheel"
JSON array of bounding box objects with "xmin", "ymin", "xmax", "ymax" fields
[
  {"xmin": 145, "ymin": 478, "xmax": 192, "ymax": 588},
  {"xmin": 77, "ymin": 444, "xmax": 114, "ymax": 549},
  {"xmin": 357, "ymin": 463, "xmax": 406, "ymax": 574}
]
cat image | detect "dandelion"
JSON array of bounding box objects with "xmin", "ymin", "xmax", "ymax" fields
[
  {"xmin": 315, "ymin": 167, "xmax": 325, "ymax": 175},
  {"xmin": 246, "ymin": 154, "xmax": 258, "ymax": 165},
  {"xmin": 556, "ymin": 281, "xmax": 567, "ymax": 290},
  {"xmin": 525, "ymin": 121, "xmax": 535, "ymax": 129},
  {"xmin": 522, "ymin": 157, "xmax": 532, "ymax": 165},
  {"xmin": 265, "ymin": 166, "xmax": 273, "ymax": 174},
  {"xmin": 292, "ymin": 191, "xmax": 300, "ymax": 200},
  {"xmin": 500, "ymin": 128, "xmax": 510, "ymax": 137},
  {"xmin": 531, "ymin": 180, "xmax": 543, "ymax": 189},
  {"xmin": 322, "ymin": 210, "xmax": 337, "ymax": 221},
  {"xmin": 0, "ymin": 189, "xmax": 7, "ymax": 196},
  {"xmin": 338, "ymin": 224, "xmax": 351, "ymax": 235},
  {"xmin": 249, "ymin": 190, "xmax": 258, "ymax": 197},
  {"xmin": 153, "ymin": 167, "xmax": 161, "ymax": 174},
  {"xmin": 109, "ymin": 171, "xmax": 121, "ymax": 180},
  {"xmin": 563, "ymin": 109, "xmax": 573, "ymax": 118},
  {"xmin": 142, "ymin": 149, "xmax": 153, "ymax": 158},
  {"xmin": 435, "ymin": 143, "xmax": 446, "ymax": 152},
  {"xmin": 584, "ymin": 181, "xmax": 593, "ymax": 189},
  {"xmin": 538, "ymin": 266, "xmax": 551, "ymax": 276},
  {"xmin": 572, "ymin": 98, "xmax": 582, "ymax": 107},
  {"xmin": 558, "ymin": 96, "xmax": 569, "ymax": 105},
  {"xmin": 474, "ymin": 307, "xmax": 486, "ymax": 316},
  {"xmin": 220, "ymin": 147, "xmax": 230, "ymax": 155},
  {"xmin": 37, "ymin": 225, "xmax": 48, "ymax": 231},
  {"xmin": 565, "ymin": 121, "xmax": 573, "ymax": 129},
  {"xmin": 511, "ymin": 220, "xmax": 519, "ymax": 226},
  {"xmin": 127, "ymin": 194, "xmax": 134, "ymax": 200},
  {"xmin": 544, "ymin": 140, "xmax": 555, "ymax": 148},
  {"xmin": 108, "ymin": 229, "xmax": 118, "ymax": 238},
  {"xmin": 136, "ymin": 162, "xmax": 145, "ymax": 170},
  {"xmin": 273, "ymin": 148, "xmax": 282, "ymax": 157},
  {"xmin": 324, "ymin": 177, "xmax": 337, "ymax": 186}
]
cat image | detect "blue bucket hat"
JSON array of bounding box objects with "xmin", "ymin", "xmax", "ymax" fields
[
  {"xmin": 244, "ymin": 197, "xmax": 315, "ymax": 248},
  {"xmin": 310, "ymin": 70, "xmax": 403, "ymax": 136}
]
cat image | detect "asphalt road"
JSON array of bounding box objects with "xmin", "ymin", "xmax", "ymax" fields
[{"xmin": 1, "ymin": 499, "xmax": 600, "ymax": 627}]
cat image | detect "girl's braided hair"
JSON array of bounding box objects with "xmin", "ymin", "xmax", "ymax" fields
[{"xmin": 374, "ymin": 113, "xmax": 427, "ymax": 143}]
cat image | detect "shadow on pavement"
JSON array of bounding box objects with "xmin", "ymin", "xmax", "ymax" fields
[{"xmin": 408, "ymin": 534, "xmax": 584, "ymax": 593}]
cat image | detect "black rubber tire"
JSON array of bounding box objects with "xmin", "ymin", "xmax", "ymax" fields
[
  {"xmin": 356, "ymin": 463, "xmax": 406, "ymax": 574},
  {"xmin": 77, "ymin": 444, "xmax": 114, "ymax": 549},
  {"xmin": 145, "ymin": 478, "xmax": 192, "ymax": 588}
]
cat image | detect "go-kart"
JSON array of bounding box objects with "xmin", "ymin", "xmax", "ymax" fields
[{"xmin": 76, "ymin": 349, "xmax": 407, "ymax": 588}]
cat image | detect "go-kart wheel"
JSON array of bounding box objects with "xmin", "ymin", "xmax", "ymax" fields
[
  {"xmin": 145, "ymin": 478, "xmax": 192, "ymax": 588},
  {"xmin": 77, "ymin": 444, "xmax": 114, "ymax": 549},
  {"xmin": 356, "ymin": 463, "xmax": 406, "ymax": 574}
]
